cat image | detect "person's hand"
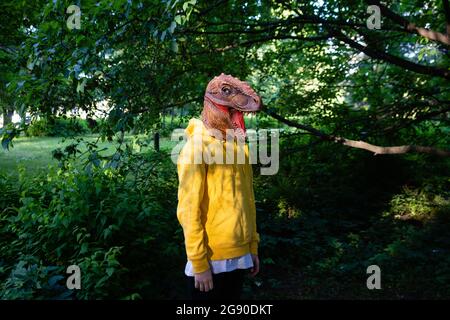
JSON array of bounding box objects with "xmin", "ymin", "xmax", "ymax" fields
[
  {"xmin": 250, "ymin": 254, "xmax": 260, "ymax": 277},
  {"xmin": 194, "ymin": 269, "xmax": 214, "ymax": 292}
]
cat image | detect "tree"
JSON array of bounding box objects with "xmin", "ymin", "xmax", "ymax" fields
[
  {"xmin": 178, "ymin": 0, "xmax": 450, "ymax": 156},
  {"xmin": 2, "ymin": 0, "xmax": 449, "ymax": 157},
  {"xmin": 0, "ymin": 1, "xmax": 47, "ymax": 128}
]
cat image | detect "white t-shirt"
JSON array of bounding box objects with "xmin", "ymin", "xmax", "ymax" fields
[{"xmin": 185, "ymin": 253, "xmax": 253, "ymax": 276}]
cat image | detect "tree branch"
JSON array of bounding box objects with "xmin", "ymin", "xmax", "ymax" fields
[
  {"xmin": 196, "ymin": 0, "xmax": 229, "ymax": 17},
  {"xmin": 331, "ymin": 29, "xmax": 450, "ymax": 80},
  {"xmin": 444, "ymin": 0, "xmax": 450, "ymax": 35},
  {"xmin": 264, "ymin": 108, "xmax": 450, "ymax": 157},
  {"xmin": 192, "ymin": 34, "xmax": 330, "ymax": 55},
  {"xmin": 368, "ymin": 0, "xmax": 450, "ymax": 45},
  {"xmin": 187, "ymin": 14, "xmax": 449, "ymax": 79},
  {"xmin": 188, "ymin": 14, "xmax": 406, "ymax": 36},
  {"xmin": 133, "ymin": 97, "xmax": 200, "ymax": 114},
  {"xmin": 383, "ymin": 105, "xmax": 450, "ymax": 132}
]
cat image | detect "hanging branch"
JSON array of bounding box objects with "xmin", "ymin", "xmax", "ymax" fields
[
  {"xmin": 265, "ymin": 108, "xmax": 450, "ymax": 157},
  {"xmin": 367, "ymin": 0, "xmax": 450, "ymax": 46}
]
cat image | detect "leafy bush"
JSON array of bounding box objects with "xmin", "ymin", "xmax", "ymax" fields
[
  {"xmin": 389, "ymin": 186, "xmax": 450, "ymax": 222},
  {"xmin": 0, "ymin": 151, "xmax": 184, "ymax": 299},
  {"xmin": 0, "ymin": 256, "xmax": 71, "ymax": 300},
  {"xmin": 26, "ymin": 118, "xmax": 90, "ymax": 137},
  {"xmin": 249, "ymin": 140, "xmax": 450, "ymax": 299},
  {"xmin": 1, "ymin": 131, "xmax": 450, "ymax": 300}
]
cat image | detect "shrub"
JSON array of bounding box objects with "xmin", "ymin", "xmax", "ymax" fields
[
  {"xmin": 26, "ymin": 118, "xmax": 90, "ymax": 137},
  {"xmin": 0, "ymin": 151, "xmax": 184, "ymax": 299},
  {"xmin": 1, "ymin": 130, "xmax": 450, "ymax": 300}
]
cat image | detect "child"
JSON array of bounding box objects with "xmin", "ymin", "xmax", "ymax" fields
[{"xmin": 176, "ymin": 74, "xmax": 262, "ymax": 300}]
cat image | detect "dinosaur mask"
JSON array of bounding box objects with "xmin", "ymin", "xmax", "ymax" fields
[{"xmin": 201, "ymin": 73, "xmax": 262, "ymax": 140}]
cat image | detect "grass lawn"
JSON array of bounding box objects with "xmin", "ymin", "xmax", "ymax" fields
[{"xmin": 0, "ymin": 134, "xmax": 178, "ymax": 179}]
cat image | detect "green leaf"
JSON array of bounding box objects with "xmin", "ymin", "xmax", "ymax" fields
[
  {"xmin": 174, "ymin": 15, "xmax": 182, "ymax": 24},
  {"xmin": 160, "ymin": 30, "xmax": 167, "ymax": 41},
  {"xmin": 170, "ymin": 0, "xmax": 179, "ymax": 9},
  {"xmin": 1, "ymin": 137, "xmax": 11, "ymax": 150},
  {"xmin": 183, "ymin": 0, "xmax": 196, "ymax": 10},
  {"xmin": 48, "ymin": 275, "xmax": 64, "ymax": 287},
  {"xmin": 16, "ymin": 81, "xmax": 25, "ymax": 91},
  {"xmin": 106, "ymin": 267, "xmax": 114, "ymax": 277},
  {"xmin": 80, "ymin": 243, "xmax": 89, "ymax": 254},
  {"xmin": 168, "ymin": 21, "xmax": 177, "ymax": 34},
  {"xmin": 170, "ymin": 40, "xmax": 178, "ymax": 53},
  {"xmin": 76, "ymin": 78, "xmax": 87, "ymax": 93}
]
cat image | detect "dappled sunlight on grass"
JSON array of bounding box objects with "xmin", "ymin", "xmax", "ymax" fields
[
  {"xmin": 384, "ymin": 184, "xmax": 450, "ymax": 223},
  {"xmin": 0, "ymin": 134, "xmax": 178, "ymax": 179}
]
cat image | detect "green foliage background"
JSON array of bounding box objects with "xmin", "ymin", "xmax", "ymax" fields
[{"xmin": 0, "ymin": 0, "xmax": 449, "ymax": 299}]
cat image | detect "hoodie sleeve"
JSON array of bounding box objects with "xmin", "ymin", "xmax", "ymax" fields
[{"xmin": 176, "ymin": 139, "xmax": 210, "ymax": 273}]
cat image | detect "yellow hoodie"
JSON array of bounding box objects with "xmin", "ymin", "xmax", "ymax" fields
[{"xmin": 176, "ymin": 118, "xmax": 260, "ymax": 274}]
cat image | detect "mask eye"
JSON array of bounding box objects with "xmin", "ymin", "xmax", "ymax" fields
[{"xmin": 222, "ymin": 86, "xmax": 232, "ymax": 96}]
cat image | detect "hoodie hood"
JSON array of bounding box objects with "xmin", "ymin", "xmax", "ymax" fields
[
  {"xmin": 185, "ymin": 118, "xmax": 208, "ymax": 138},
  {"xmin": 185, "ymin": 118, "xmax": 231, "ymax": 142}
]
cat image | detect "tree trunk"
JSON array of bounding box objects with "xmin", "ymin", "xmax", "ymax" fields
[
  {"xmin": 154, "ymin": 131, "xmax": 160, "ymax": 152},
  {"xmin": 2, "ymin": 108, "xmax": 14, "ymax": 128}
]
